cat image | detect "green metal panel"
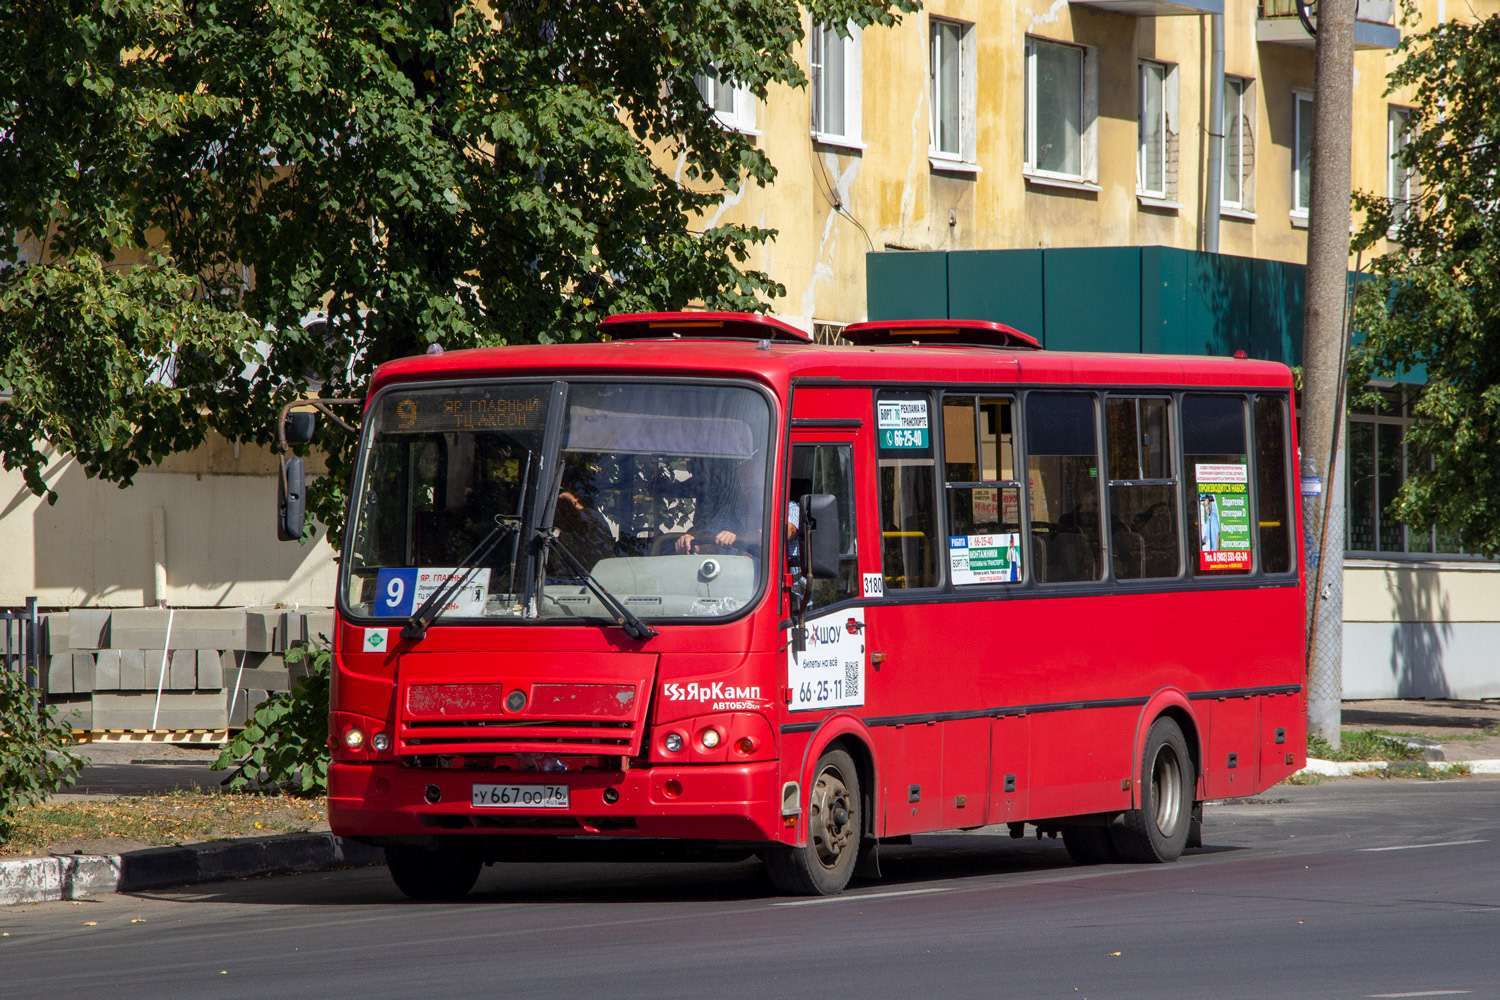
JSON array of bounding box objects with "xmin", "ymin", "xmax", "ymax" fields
[
  {"xmin": 1249, "ymin": 257, "xmax": 1304, "ymax": 367},
  {"xmin": 865, "ymin": 251, "xmax": 949, "ymax": 320},
  {"xmin": 946, "ymin": 249, "xmax": 1045, "ymax": 342},
  {"xmin": 1143, "ymin": 247, "xmax": 1260, "ymax": 359},
  {"xmin": 1041, "ymin": 247, "xmax": 1141, "ymax": 353}
]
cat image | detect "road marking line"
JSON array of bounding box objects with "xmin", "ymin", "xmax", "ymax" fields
[
  {"xmin": 1366, "ymin": 991, "xmax": 1471, "ymax": 997},
  {"xmin": 771, "ymin": 886, "xmax": 959, "ymax": 907},
  {"xmin": 1358, "ymin": 840, "xmax": 1486, "ymax": 852}
]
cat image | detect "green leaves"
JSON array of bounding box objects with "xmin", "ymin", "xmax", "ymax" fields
[
  {"xmin": 0, "ymin": 669, "xmax": 85, "ymax": 843},
  {"xmin": 211, "ymin": 639, "xmax": 331, "ymax": 795},
  {"xmin": 1, "ymin": 0, "xmax": 914, "ymax": 541},
  {"xmin": 1350, "ymin": 15, "xmax": 1500, "ymax": 556}
]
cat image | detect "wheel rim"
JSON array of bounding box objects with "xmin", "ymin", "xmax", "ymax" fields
[
  {"xmin": 808, "ymin": 764, "xmax": 855, "ymax": 870},
  {"xmin": 1150, "ymin": 743, "xmax": 1184, "ymax": 836}
]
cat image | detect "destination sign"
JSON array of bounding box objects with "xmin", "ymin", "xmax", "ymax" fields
[{"xmin": 378, "ymin": 387, "xmax": 547, "ymax": 435}]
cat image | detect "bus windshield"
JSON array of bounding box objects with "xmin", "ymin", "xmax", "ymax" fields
[{"xmin": 343, "ymin": 380, "xmax": 774, "ymax": 624}]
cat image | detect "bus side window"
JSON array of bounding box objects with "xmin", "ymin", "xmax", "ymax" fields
[
  {"xmin": 1104, "ymin": 397, "xmax": 1181, "ymax": 579},
  {"xmin": 877, "ymin": 390, "xmax": 939, "ymax": 590},
  {"xmin": 1254, "ymin": 395, "xmax": 1294, "ymax": 574},
  {"xmin": 789, "ymin": 443, "xmax": 859, "ymax": 606},
  {"xmin": 1183, "ymin": 394, "xmax": 1252, "ymax": 576},
  {"xmin": 1026, "ymin": 393, "xmax": 1104, "ymax": 583},
  {"xmin": 943, "ymin": 395, "xmax": 1025, "ymax": 584}
]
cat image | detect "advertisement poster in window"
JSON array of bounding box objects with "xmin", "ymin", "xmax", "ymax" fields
[
  {"xmin": 1195, "ymin": 463, "xmax": 1251, "ymax": 571},
  {"xmin": 949, "ymin": 533, "xmax": 1022, "ymax": 584},
  {"xmin": 877, "ymin": 398, "xmax": 930, "ymax": 451}
]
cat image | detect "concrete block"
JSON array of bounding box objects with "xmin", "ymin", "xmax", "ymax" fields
[
  {"xmin": 222, "ymin": 666, "xmax": 290, "ymax": 692},
  {"xmin": 196, "ymin": 649, "xmax": 223, "ymax": 690},
  {"xmin": 304, "ymin": 611, "xmax": 335, "ymax": 646},
  {"xmin": 72, "ymin": 651, "xmax": 96, "ymax": 692},
  {"xmin": 49, "ymin": 694, "xmax": 92, "ymax": 731},
  {"xmin": 280, "ymin": 612, "xmax": 307, "ymax": 650},
  {"xmin": 41, "ymin": 613, "xmax": 71, "ymax": 658},
  {"xmin": 169, "ymin": 648, "xmax": 197, "ymax": 690},
  {"xmin": 90, "ymin": 691, "xmax": 229, "ymax": 730},
  {"xmin": 244, "ymin": 609, "xmax": 279, "ymax": 652},
  {"xmin": 141, "ymin": 649, "xmax": 170, "ymax": 691},
  {"xmin": 47, "ymin": 655, "xmax": 74, "ymax": 694},
  {"xmin": 104, "ymin": 607, "xmax": 172, "ymax": 648},
  {"xmin": 68, "ymin": 609, "xmax": 111, "ymax": 650},
  {"xmin": 228, "ymin": 688, "xmax": 270, "ymax": 727},
  {"xmin": 118, "ymin": 648, "xmax": 146, "ymax": 690},
  {"xmin": 93, "ymin": 649, "xmax": 121, "ymax": 690}
]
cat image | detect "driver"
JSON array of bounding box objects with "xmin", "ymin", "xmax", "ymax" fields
[{"xmin": 675, "ymin": 456, "xmax": 760, "ymax": 554}]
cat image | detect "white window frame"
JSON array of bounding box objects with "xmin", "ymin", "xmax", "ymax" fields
[
  {"xmin": 1292, "ymin": 90, "xmax": 1314, "ymax": 223},
  {"xmin": 695, "ymin": 66, "xmax": 758, "ymax": 135},
  {"xmin": 810, "ymin": 20, "xmax": 863, "ymax": 150},
  {"xmin": 1024, "ymin": 36, "xmax": 1098, "ymax": 190},
  {"xmin": 929, "ymin": 16, "xmax": 978, "ymax": 171},
  {"xmin": 1136, "ymin": 59, "xmax": 1178, "ymax": 204},
  {"xmin": 1221, "ymin": 76, "xmax": 1256, "ymax": 216},
  {"xmin": 1388, "ymin": 105, "xmax": 1416, "ymax": 232}
]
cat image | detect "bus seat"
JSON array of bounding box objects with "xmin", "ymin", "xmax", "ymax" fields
[
  {"xmin": 1047, "ymin": 532, "xmax": 1097, "ymax": 583},
  {"xmin": 1112, "ymin": 529, "xmax": 1146, "ymax": 580},
  {"xmin": 1030, "ymin": 532, "xmax": 1049, "ymax": 583}
]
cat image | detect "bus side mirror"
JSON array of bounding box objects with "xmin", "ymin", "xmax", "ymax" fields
[
  {"xmin": 800, "ymin": 493, "xmax": 840, "ymax": 580},
  {"xmin": 278, "ymin": 456, "xmax": 306, "ymax": 541},
  {"xmin": 284, "ymin": 410, "xmax": 317, "ymax": 445}
]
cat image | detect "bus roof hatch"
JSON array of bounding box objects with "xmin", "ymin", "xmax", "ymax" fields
[{"xmin": 841, "ymin": 318, "xmax": 1042, "ymax": 350}]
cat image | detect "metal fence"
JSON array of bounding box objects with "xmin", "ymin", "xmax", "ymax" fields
[{"xmin": 2, "ymin": 596, "xmax": 41, "ymax": 691}]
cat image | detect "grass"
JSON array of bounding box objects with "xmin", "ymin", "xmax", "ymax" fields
[
  {"xmin": 1361, "ymin": 723, "xmax": 1500, "ymax": 744},
  {"xmin": 0, "ymin": 790, "xmax": 326, "ymax": 858},
  {"xmin": 1307, "ymin": 730, "xmax": 1425, "ymax": 762}
]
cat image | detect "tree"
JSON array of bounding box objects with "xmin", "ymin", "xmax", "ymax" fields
[
  {"xmin": 1351, "ymin": 14, "xmax": 1500, "ymax": 556},
  {"xmin": 0, "ymin": 0, "xmax": 914, "ymax": 539}
]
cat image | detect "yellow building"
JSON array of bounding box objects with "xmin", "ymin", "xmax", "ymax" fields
[{"xmin": 693, "ymin": 0, "xmax": 1491, "ymax": 332}]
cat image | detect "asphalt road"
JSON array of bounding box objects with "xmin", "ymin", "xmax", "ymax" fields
[{"xmin": 5, "ymin": 777, "xmax": 1499, "ymax": 999}]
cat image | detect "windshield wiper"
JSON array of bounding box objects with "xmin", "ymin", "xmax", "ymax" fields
[
  {"xmin": 542, "ymin": 532, "xmax": 659, "ymax": 641},
  {"xmin": 401, "ymin": 516, "xmax": 521, "ymax": 641}
]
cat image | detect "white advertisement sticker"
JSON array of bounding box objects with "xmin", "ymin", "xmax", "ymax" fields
[
  {"xmin": 948, "ymin": 533, "xmax": 1023, "ymax": 585},
  {"xmin": 788, "ymin": 608, "xmax": 866, "ymax": 712}
]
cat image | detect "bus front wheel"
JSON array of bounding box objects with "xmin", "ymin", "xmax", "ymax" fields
[
  {"xmin": 1112, "ymin": 717, "xmax": 1193, "ymax": 863},
  {"xmin": 765, "ymin": 748, "xmax": 862, "ymax": 896},
  {"xmin": 386, "ymin": 844, "xmax": 483, "ymax": 901}
]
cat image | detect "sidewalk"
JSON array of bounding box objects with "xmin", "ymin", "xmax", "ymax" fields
[{"xmin": 1301, "ymin": 698, "xmax": 1500, "ymax": 776}]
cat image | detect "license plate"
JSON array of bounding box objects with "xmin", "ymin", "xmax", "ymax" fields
[{"xmin": 471, "ymin": 783, "xmax": 569, "ymax": 808}]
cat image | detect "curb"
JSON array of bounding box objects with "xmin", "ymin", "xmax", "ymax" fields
[
  {"xmin": 1300, "ymin": 757, "xmax": 1500, "ymax": 777},
  {"xmin": 0, "ymin": 833, "xmax": 384, "ymax": 906}
]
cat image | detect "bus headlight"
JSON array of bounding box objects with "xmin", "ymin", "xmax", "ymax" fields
[
  {"xmin": 371, "ymin": 732, "xmax": 390, "ymax": 752},
  {"xmin": 664, "ymin": 732, "xmax": 684, "ymax": 753},
  {"xmin": 343, "ymin": 727, "xmax": 365, "ymax": 750},
  {"xmin": 699, "ymin": 728, "xmax": 722, "ymax": 749}
]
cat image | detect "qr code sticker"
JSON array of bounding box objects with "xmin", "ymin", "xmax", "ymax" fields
[{"xmin": 844, "ymin": 661, "xmax": 860, "ymax": 700}]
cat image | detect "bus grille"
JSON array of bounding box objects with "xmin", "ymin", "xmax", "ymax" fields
[{"xmin": 396, "ymin": 678, "xmax": 650, "ymax": 757}]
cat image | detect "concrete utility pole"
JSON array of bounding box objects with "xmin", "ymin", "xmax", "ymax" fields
[{"xmin": 1300, "ymin": 0, "xmax": 1358, "ymax": 748}]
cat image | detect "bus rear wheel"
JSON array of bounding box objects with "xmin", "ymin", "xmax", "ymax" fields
[
  {"xmin": 386, "ymin": 844, "xmax": 483, "ymax": 901},
  {"xmin": 764, "ymin": 748, "xmax": 862, "ymax": 896},
  {"xmin": 1112, "ymin": 717, "xmax": 1193, "ymax": 863}
]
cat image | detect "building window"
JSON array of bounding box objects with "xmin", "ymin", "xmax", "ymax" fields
[
  {"xmin": 1346, "ymin": 387, "xmax": 1461, "ymax": 555},
  {"xmin": 811, "ymin": 22, "xmax": 862, "ymax": 147},
  {"xmin": 929, "ymin": 17, "xmax": 976, "ymax": 164},
  {"xmin": 1137, "ymin": 60, "xmax": 1177, "ymax": 201},
  {"xmin": 1222, "ymin": 77, "xmax": 1255, "ymax": 211},
  {"xmin": 695, "ymin": 66, "xmax": 757, "ymax": 134},
  {"xmin": 1292, "ymin": 92, "xmax": 1314, "ymax": 217},
  {"xmin": 1026, "ymin": 37, "xmax": 1093, "ymax": 183},
  {"xmin": 1388, "ymin": 106, "xmax": 1417, "ymax": 228}
]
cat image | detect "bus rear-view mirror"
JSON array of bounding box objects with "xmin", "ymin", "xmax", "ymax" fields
[
  {"xmin": 800, "ymin": 493, "xmax": 840, "ymax": 580},
  {"xmin": 285, "ymin": 410, "xmax": 317, "ymax": 445},
  {"xmin": 278, "ymin": 456, "xmax": 306, "ymax": 541}
]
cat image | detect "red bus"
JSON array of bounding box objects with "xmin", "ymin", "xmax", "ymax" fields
[{"xmin": 289, "ymin": 311, "xmax": 1306, "ymax": 898}]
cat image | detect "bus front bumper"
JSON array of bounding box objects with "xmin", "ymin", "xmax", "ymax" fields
[{"xmin": 328, "ymin": 760, "xmax": 785, "ymax": 843}]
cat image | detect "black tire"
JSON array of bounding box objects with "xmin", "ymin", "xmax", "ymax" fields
[
  {"xmin": 1111, "ymin": 717, "xmax": 1194, "ymax": 863},
  {"xmin": 764, "ymin": 748, "xmax": 862, "ymax": 896},
  {"xmin": 385, "ymin": 845, "xmax": 483, "ymax": 901},
  {"xmin": 1062, "ymin": 823, "xmax": 1120, "ymax": 865}
]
